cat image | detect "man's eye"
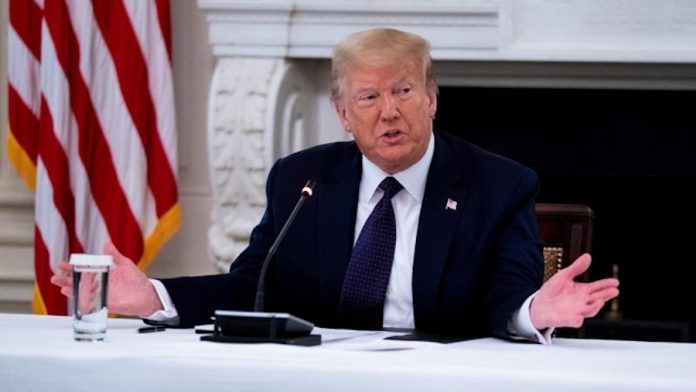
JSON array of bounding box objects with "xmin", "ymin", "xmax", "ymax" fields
[
  {"xmin": 397, "ymin": 86, "xmax": 412, "ymax": 96},
  {"xmin": 360, "ymin": 94, "xmax": 377, "ymax": 101}
]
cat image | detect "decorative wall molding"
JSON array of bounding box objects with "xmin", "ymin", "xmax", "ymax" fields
[
  {"xmin": 200, "ymin": 0, "xmax": 696, "ymax": 62},
  {"xmin": 199, "ymin": 0, "xmax": 498, "ymax": 59},
  {"xmin": 502, "ymin": 0, "xmax": 696, "ymax": 63},
  {"xmin": 206, "ymin": 57, "xmax": 316, "ymax": 271},
  {"xmin": 207, "ymin": 58, "xmax": 279, "ymax": 270}
]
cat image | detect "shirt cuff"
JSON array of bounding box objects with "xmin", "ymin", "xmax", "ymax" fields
[
  {"xmin": 143, "ymin": 279, "xmax": 180, "ymax": 325},
  {"xmin": 508, "ymin": 291, "xmax": 554, "ymax": 345}
]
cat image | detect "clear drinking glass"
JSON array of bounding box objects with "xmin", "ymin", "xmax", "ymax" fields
[{"xmin": 70, "ymin": 254, "xmax": 113, "ymax": 342}]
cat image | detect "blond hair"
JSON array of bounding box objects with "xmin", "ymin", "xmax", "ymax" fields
[{"xmin": 330, "ymin": 28, "xmax": 437, "ymax": 102}]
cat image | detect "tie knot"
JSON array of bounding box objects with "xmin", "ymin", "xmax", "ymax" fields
[{"xmin": 379, "ymin": 177, "xmax": 403, "ymax": 200}]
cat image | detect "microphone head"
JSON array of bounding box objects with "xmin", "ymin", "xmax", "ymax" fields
[{"xmin": 301, "ymin": 180, "xmax": 316, "ymax": 198}]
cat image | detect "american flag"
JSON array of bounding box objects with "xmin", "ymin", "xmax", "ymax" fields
[
  {"xmin": 7, "ymin": 0, "xmax": 180, "ymax": 315},
  {"xmin": 446, "ymin": 198, "xmax": 457, "ymax": 211}
]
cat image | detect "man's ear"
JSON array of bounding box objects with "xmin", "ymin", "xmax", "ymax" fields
[
  {"xmin": 333, "ymin": 100, "xmax": 352, "ymax": 132},
  {"xmin": 427, "ymin": 86, "xmax": 438, "ymax": 119}
]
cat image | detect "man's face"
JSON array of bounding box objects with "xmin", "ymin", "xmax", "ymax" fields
[{"xmin": 334, "ymin": 62, "xmax": 437, "ymax": 174}]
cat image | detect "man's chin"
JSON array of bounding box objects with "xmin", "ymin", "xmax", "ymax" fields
[{"xmin": 373, "ymin": 150, "xmax": 418, "ymax": 173}]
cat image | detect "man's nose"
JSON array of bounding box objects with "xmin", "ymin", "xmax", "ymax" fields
[{"xmin": 379, "ymin": 95, "xmax": 399, "ymax": 121}]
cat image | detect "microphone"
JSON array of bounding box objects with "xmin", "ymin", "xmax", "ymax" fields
[
  {"xmin": 254, "ymin": 180, "xmax": 315, "ymax": 312},
  {"xmin": 201, "ymin": 180, "xmax": 321, "ymax": 346}
]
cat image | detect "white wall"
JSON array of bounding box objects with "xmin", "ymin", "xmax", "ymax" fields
[{"xmin": 0, "ymin": 1, "xmax": 219, "ymax": 313}]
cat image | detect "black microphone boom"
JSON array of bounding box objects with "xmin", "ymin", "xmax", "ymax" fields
[
  {"xmin": 254, "ymin": 180, "xmax": 315, "ymax": 312},
  {"xmin": 201, "ymin": 180, "xmax": 321, "ymax": 346}
]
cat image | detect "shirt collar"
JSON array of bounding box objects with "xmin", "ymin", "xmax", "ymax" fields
[{"xmin": 360, "ymin": 132, "xmax": 435, "ymax": 203}]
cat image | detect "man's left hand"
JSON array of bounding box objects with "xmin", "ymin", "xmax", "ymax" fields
[{"xmin": 530, "ymin": 253, "xmax": 619, "ymax": 330}]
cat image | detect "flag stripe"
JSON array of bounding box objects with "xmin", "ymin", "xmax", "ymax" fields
[
  {"xmin": 38, "ymin": 96, "xmax": 84, "ymax": 254},
  {"xmin": 34, "ymin": 225, "xmax": 66, "ymax": 315},
  {"xmin": 35, "ymin": 159, "xmax": 69, "ymax": 268},
  {"xmin": 154, "ymin": 0, "xmax": 172, "ymax": 60},
  {"xmin": 7, "ymin": 26, "xmax": 41, "ymax": 117},
  {"xmin": 9, "ymin": 0, "xmax": 42, "ymax": 60},
  {"xmin": 7, "ymin": 85, "xmax": 39, "ymax": 165},
  {"xmin": 43, "ymin": 0, "xmax": 144, "ymax": 263},
  {"xmin": 92, "ymin": 0, "xmax": 178, "ymax": 218}
]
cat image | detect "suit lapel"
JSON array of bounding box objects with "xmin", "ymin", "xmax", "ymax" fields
[
  {"xmin": 412, "ymin": 133, "xmax": 469, "ymax": 325},
  {"xmin": 317, "ymin": 150, "xmax": 362, "ymax": 320}
]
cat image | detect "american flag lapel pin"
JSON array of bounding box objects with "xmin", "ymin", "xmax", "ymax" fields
[{"xmin": 445, "ymin": 198, "xmax": 457, "ymax": 211}]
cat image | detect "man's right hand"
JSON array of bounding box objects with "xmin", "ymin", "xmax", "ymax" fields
[{"xmin": 50, "ymin": 241, "xmax": 164, "ymax": 317}]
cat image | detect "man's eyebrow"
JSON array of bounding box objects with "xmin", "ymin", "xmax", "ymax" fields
[
  {"xmin": 350, "ymin": 76, "xmax": 414, "ymax": 94},
  {"xmin": 352, "ymin": 86, "xmax": 377, "ymax": 95},
  {"xmin": 392, "ymin": 77, "xmax": 416, "ymax": 89}
]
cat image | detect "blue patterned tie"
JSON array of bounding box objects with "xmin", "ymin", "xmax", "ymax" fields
[{"xmin": 338, "ymin": 176, "xmax": 403, "ymax": 329}]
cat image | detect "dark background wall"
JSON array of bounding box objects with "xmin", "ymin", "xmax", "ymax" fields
[{"xmin": 434, "ymin": 87, "xmax": 696, "ymax": 326}]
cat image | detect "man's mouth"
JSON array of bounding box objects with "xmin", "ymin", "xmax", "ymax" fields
[{"xmin": 382, "ymin": 130, "xmax": 402, "ymax": 139}]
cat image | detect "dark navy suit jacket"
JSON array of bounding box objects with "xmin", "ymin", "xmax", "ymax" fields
[{"xmin": 162, "ymin": 131, "xmax": 543, "ymax": 339}]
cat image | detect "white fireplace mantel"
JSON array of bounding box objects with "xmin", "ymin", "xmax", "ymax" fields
[
  {"xmin": 198, "ymin": 0, "xmax": 696, "ymax": 270},
  {"xmin": 200, "ymin": 0, "xmax": 696, "ymax": 62}
]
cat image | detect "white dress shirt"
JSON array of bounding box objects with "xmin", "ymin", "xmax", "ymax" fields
[{"xmin": 149, "ymin": 132, "xmax": 552, "ymax": 343}]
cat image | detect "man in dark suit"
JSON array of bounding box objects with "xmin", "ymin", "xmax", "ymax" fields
[{"xmin": 52, "ymin": 28, "xmax": 619, "ymax": 343}]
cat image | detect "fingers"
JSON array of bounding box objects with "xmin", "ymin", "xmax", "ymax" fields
[
  {"xmin": 586, "ymin": 277, "xmax": 620, "ymax": 290},
  {"xmin": 575, "ymin": 282, "xmax": 619, "ymax": 319},
  {"xmin": 76, "ymin": 272, "xmax": 101, "ymax": 313},
  {"xmin": 50, "ymin": 274, "xmax": 72, "ymax": 291},
  {"xmin": 51, "ymin": 271, "xmax": 74, "ymax": 299},
  {"xmin": 60, "ymin": 286, "xmax": 74, "ymax": 299},
  {"xmin": 50, "ymin": 265, "xmax": 72, "ymax": 287},
  {"xmin": 56, "ymin": 261, "xmax": 72, "ymax": 274},
  {"xmin": 580, "ymin": 278, "xmax": 619, "ymax": 300},
  {"xmin": 581, "ymin": 299, "xmax": 609, "ymax": 318},
  {"xmin": 587, "ymin": 287, "xmax": 619, "ymax": 305},
  {"xmin": 578, "ymin": 287, "xmax": 619, "ymax": 319},
  {"xmin": 51, "ymin": 261, "xmax": 75, "ymax": 298},
  {"xmin": 559, "ymin": 253, "xmax": 592, "ymax": 279}
]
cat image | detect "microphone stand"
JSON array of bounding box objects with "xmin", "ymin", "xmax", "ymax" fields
[
  {"xmin": 254, "ymin": 181, "xmax": 314, "ymax": 312},
  {"xmin": 201, "ymin": 180, "xmax": 321, "ymax": 346}
]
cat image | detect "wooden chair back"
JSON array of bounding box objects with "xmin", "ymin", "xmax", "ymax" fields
[{"xmin": 536, "ymin": 203, "xmax": 594, "ymax": 281}]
